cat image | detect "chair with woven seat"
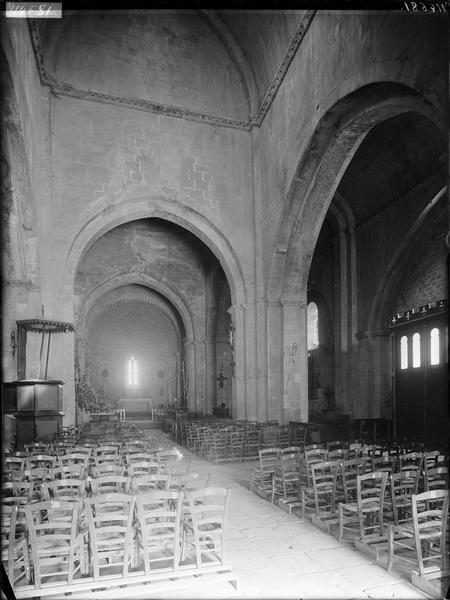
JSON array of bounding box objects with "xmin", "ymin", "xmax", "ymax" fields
[
  {"xmin": 387, "ymin": 489, "xmax": 449, "ymax": 576},
  {"xmin": 390, "ymin": 470, "xmax": 420, "ymax": 526},
  {"xmin": 26, "ymin": 454, "xmax": 57, "ymax": 470},
  {"xmin": 135, "ymin": 489, "xmax": 182, "ymax": 574},
  {"xmin": 84, "ymin": 493, "xmax": 136, "ymax": 579},
  {"xmin": 301, "ymin": 447, "xmax": 328, "ymax": 487},
  {"xmin": 41, "ymin": 478, "xmax": 86, "ymax": 502},
  {"xmin": 182, "ymin": 487, "xmax": 230, "ymax": 568},
  {"xmin": 131, "ymin": 473, "xmax": 171, "ymax": 493},
  {"xmin": 90, "ymin": 475, "xmax": 131, "ymax": 495},
  {"xmin": 398, "ymin": 451, "xmax": 423, "ymax": 473},
  {"xmin": 24, "ymin": 499, "xmax": 86, "ymax": 588},
  {"xmin": 168, "ymin": 472, "xmax": 210, "ymax": 493},
  {"xmin": 338, "ymin": 457, "xmax": 370, "ymax": 504},
  {"xmin": 300, "ymin": 460, "xmax": 339, "ymax": 520},
  {"xmin": 24, "ymin": 442, "xmax": 50, "ymax": 454},
  {"xmin": 128, "ymin": 461, "xmax": 162, "ymax": 478},
  {"xmin": 250, "ymin": 448, "xmax": 280, "ymax": 495},
  {"xmin": 424, "ymin": 466, "xmax": 448, "ymax": 492},
  {"xmin": 48, "ymin": 464, "xmax": 86, "ymax": 481},
  {"xmin": 338, "ymin": 471, "xmax": 388, "ymax": 542},
  {"xmin": 371, "ymin": 455, "xmax": 397, "ymax": 475},
  {"xmin": 1, "ymin": 501, "xmax": 30, "ymax": 587},
  {"xmin": 59, "ymin": 452, "xmax": 89, "ymax": 472},
  {"xmin": 271, "ymin": 450, "xmax": 301, "ymax": 506},
  {"xmin": 91, "ymin": 463, "xmax": 125, "ymax": 478}
]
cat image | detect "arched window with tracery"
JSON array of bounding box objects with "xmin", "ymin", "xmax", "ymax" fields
[
  {"xmin": 127, "ymin": 356, "xmax": 138, "ymax": 386},
  {"xmin": 307, "ymin": 302, "xmax": 319, "ymax": 350}
]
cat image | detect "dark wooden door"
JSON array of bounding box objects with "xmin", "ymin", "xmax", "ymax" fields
[{"xmin": 394, "ymin": 316, "xmax": 447, "ymax": 442}]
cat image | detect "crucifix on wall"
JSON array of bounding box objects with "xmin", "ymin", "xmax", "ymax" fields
[{"xmin": 216, "ymin": 364, "xmax": 227, "ymax": 389}]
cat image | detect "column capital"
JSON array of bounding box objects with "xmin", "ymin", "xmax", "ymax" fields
[{"xmin": 280, "ymin": 297, "xmax": 306, "ymax": 309}]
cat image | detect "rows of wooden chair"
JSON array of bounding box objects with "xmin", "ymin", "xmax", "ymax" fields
[
  {"xmin": 249, "ymin": 439, "xmax": 449, "ymax": 596},
  {"xmin": 2, "ymin": 425, "xmax": 237, "ymax": 598},
  {"xmin": 177, "ymin": 420, "xmax": 308, "ymax": 463}
]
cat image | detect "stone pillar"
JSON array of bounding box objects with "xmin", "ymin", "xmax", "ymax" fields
[
  {"xmin": 228, "ymin": 305, "xmax": 246, "ymax": 420},
  {"xmin": 205, "ymin": 339, "xmax": 216, "ymax": 414},
  {"xmin": 348, "ymin": 226, "xmax": 358, "ymax": 418},
  {"xmin": 184, "ymin": 338, "xmax": 196, "ymax": 412},
  {"xmin": 281, "ymin": 298, "xmax": 308, "ymax": 424},
  {"xmin": 243, "ymin": 303, "xmax": 258, "ymax": 421},
  {"xmin": 266, "ymin": 300, "xmax": 283, "ymax": 423},
  {"xmin": 193, "ymin": 338, "xmax": 207, "ymax": 413}
]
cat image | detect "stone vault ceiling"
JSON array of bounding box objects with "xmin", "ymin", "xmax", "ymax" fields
[
  {"xmin": 30, "ymin": 9, "xmax": 313, "ymax": 130},
  {"xmin": 336, "ymin": 112, "xmax": 446, "ymax": 227}
]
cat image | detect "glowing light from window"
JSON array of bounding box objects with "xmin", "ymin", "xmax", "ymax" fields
[
  {"xmin": 412, "ymin": 333, "xmax": 421, "ymax": 368},
  {"xmin": 127, "ymin": 356, "xmax": 138, "ymax": 386},
  {"xmin": 307, "ymin": 302, "xmax": 319, "ymax": 350},
  {"xmin": 430, "ymin": 328, "xmax": 439, "ymax": 365},
  {"xmin": 400, "ymin": 336, "xmax": 408, "ymax": 370}
]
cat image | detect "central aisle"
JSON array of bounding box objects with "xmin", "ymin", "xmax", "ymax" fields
[{"xmin": 134, "ymin": 430, "xmax": 428, "ymax": 600}]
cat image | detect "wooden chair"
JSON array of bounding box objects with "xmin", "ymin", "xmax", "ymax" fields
[
  {"xmin": 390, "ymin": 470, "xmax": 420, "ymax": 526},
  {"xmin": 250, "ymin": 448, "xmax": 280, "ymax": 494},
  {"xmin": 301, "ymin": 447, "xmax": 328, "ymax": 487},
  {"xmin": 371, "ymin": 455, "xmax": 396, "ymax": 474},
  {"xmin": 131, "ymin": 474, "xmax": 170, "ymax": 493},
  {"xmin": 424, "ymin": 466, "xmax": 449, "ymax": 492},
  {"xmin": 93, "ymin": 445, "xmax": 119, "ymax": 459},
  {"xmin": 90, "ymin": 475, "xmax": 131, "ymax": 495},
  {"xmin": 169, "ymin": 472, "xmax": 211, "ymax": 493},
  {"xmin": 123, "ymin": 452, "xmax": 155, "ymax": 468},
  {"xmin": 1, "ymin": 501, "xmax": 30, "ymax": 586},
  {"xmin": 3, "ymin": 456, "xmax": 25, "ymax": 474},
  {"xmin": 48, "ymin": 464, "xmax": 86, "ymax": 481},
  {"xmin": 226, "ymin": 429, "xmax": 244, "ymax": 460},
  {"xmin": 244, "ymin": 427, "xmax": 261, "ymax": 457},
  {"xmin": 128, "ymin": 461, "xmax": 162, "ymax": 477},
  {"xmin": 387, "ymin": 489, "xmax": 449, "ymax": 575},
  {"xmin": 339, "ymin": 458, "xmax": 369, "ymax": 504},
  {"xmin": 338, "ymin": 471, "xmax": 388, "ymax": 542},
  {"xmin": 26, "ymin": 454, "xmax": 57, "ymax": 470},
  {"xmin": 41, "ymin": 478, "xmax": 86, "ymax": 502},
  {"xmin": 91, "ymin": 463, "xmax": 125, "ymax": 478},
  {"xmin": 288, "ymin": 424, "xmax": 307, "ymax": 448},
  {"xmin": 24, "ymin": 442, "xmax": 49, "ymax": 453},
  {"xmin": 398, "ymin": 451, "xmax": 423, "ymax": 473},
  {"xmin": 84, "ymin": 493, "xmax": 135, "ymax": 580},
  {"xmin": 300, "ymin": 460, "xmax": 338, "ymax": 520},
  {"xmin": 261, "ymin": 425, "xmax": 279, "ymax": 449},
  {"xmin": 135, "ymin": 490, "xmax": 182, "ymax": 574},
  {"xmin": 59, "ymin": 452, "xmax": 89, "ymax": 470},
  {"xmin": 328, "ymin": 448, "xmax": 349, "ymax": 462},
  {"xmin": 24, "ymin": 499, "xmax": 85, "ymax": 588},
  {"xmin": 327, "ymin": 440, "xmax": 348, "ymax": 452},
  {"xmin": 182, "ymin": 487, "xmax": 230, "ymax": 567},
  {"xmin": 2, "ymin": 480, "xmax": 34, "ymax": 504},
  {"xmin": 347, "ymin": 442, "xmax": 363, "ymax": 460},
  {"xmin": 271, "ymin": 451, "xmax": 301, "ymax": 505},
  {"xmin": 278, "ymin": 425, "xmax": 290, "ymax": 448}
]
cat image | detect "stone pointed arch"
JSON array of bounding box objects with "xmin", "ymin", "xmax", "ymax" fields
[
  {"xmin": 268, "ymin": 82, "xmax": 446, "ymax": 303},
  {"xmin": 63, "ymin": 196, "xmax": 247, "ymax": 308}
]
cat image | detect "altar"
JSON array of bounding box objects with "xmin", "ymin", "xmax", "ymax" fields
[{"xmin": 118, "ymin": 398, "xmax": 152, "ymax": 416}]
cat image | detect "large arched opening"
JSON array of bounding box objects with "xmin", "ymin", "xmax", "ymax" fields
[
  {"xmin": 267, "ymin": 83, "xmax": 447, "ymax": 429},
  {"xmin": 73, "ymin": 218, "xmax": 235, "ymax": 419}
]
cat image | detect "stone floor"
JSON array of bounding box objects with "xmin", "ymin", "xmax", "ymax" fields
[{"xmin": 131, "ymin": 430, "xmax": 433, "ymax": 600}]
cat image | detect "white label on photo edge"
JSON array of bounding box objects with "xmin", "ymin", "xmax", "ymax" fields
[{"xmin": 6, "ymin": 2, "xmax": 62, "ymax": 18}]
